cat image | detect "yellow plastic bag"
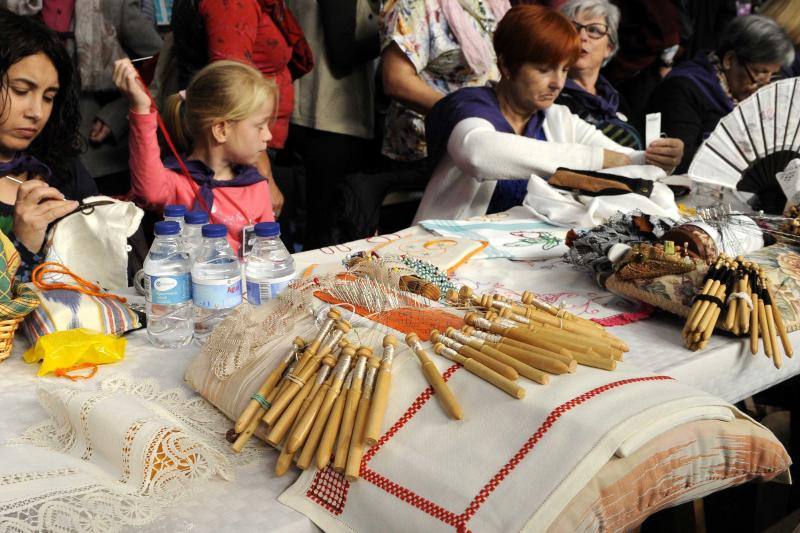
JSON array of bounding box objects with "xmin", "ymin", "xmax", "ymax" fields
[{"xmin": 23, "ymin": 328, "xmax": 126, "ymax": 377}]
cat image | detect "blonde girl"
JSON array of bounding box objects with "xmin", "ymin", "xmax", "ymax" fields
[{"xmin": 114, "ymin": 59, "xmax": 277, "ymax": 252}]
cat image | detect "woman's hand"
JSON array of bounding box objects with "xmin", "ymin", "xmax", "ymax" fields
[
  {"xmin": 602, "ymin": 150, "xmax": 633, "ymax": 169},
  {"xmin": 13, "ymin": 180, "xmax": 78, "ymax": 253},
  {"xmin": 269, "ymin": 178, "xmax": 284, "ymax": 218},
  {"xmin": 645, "ymin": 138, "xmax": 684, "ymax": 174},
  {"xmin": 113, "ymin": 59, "xmax": 151, "ymax": 114},
  {"xmin": 89, "ymin": 118, "xmax": 112, "ymax": 143}
]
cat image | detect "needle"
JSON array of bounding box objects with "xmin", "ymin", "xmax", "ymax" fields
[{"xmin": 130, "ymin": 55, "xmax": 154, "ymax": 64}]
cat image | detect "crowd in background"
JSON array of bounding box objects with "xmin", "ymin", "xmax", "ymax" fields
[{"xmin": 0, "ymin": 0, "xmax": 798, "ymax": 260}]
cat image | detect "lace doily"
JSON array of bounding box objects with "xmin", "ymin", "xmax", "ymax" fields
[{"xmin": 0, "ymin": 374, "xmax": 265, "ymax": 532}]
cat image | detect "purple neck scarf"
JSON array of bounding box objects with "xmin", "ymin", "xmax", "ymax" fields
[
  {"xmin": 0, "ymin": 152, "xmax": 52, "ymax": 180},
  {"xmin": 666, "ymin": 52, "xmax": 735, "ymax": 114},
  {"xmin": 163, "ymin": 156, "xmax": 266, "ymax": 211},
  {"xmin": 562, "ymin": 76, "xmax": 620, "ymax": 121}
]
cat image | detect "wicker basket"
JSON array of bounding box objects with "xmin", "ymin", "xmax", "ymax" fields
[{"xmin": 0, "ymin": 317, "xmax": 22, "ymax": 362}]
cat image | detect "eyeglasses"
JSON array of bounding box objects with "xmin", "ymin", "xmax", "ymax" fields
[
  {"xmin": 740, "ymin": 59, "xmax": 781, "ymax": 87},
  {"xmin": 572, "ymin": 21, "xmax": 608, "ymax": 40}
]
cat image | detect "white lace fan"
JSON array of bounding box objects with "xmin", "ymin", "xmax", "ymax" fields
[{"xmin": 689, "ymin": 77, "xmax": 800, "ymax": 213}]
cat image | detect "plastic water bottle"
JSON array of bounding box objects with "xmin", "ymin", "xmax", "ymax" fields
[
  {"xmin": 244, "ymin": 222, "xmax": 296, "ymax": 305},
  {"xmin": 183, "ymin": 210, "xmax": 209, "ymax": 261},
  {"xmin": 164, "ymin": 204, "xmax": 187, "ymax": 232},
  {"xmin": 143, "ymin": 221, "xmax": 194, "ymax": 348},
  {"xmin": 192, "ymin": 224, "xmax": 242, "ymax": 342}
]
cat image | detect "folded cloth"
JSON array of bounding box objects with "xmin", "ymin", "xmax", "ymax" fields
[
  {"xmin": 523, "ymin": 165, "xmax": 680, "ymax": 228},
  {"xmin": 420, "ymin": 216, "xmax": 569, "ymax": 261},
  {"xmin": 0, "ymin": 230, "xmax": 39, "ymax": 321},
  {"xmin": 0, "ymin": 374, "xmax": 263, "ymax": 532},
  {"xmin": 277, "ymin": 335, "xmax": 750, "ymax": 533}
]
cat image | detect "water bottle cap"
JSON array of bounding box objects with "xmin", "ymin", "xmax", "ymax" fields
[
  {"xmin": 254, "ymin": 222, "xmax": 280, "ymax": 237},
  {"xmin": 154, "ymin": 221, "xmax": 181, "ymax": 236},
  {"xmin": 184, "ymin": 210, "xmax": 209, "ymax": 225},
  {"xmin": 164, "ymin": 205, "xmax": 187, "ymax": 218},
  {"xmin": 202, "ymin": 223, "xmax": 228, "ymax": 238}
]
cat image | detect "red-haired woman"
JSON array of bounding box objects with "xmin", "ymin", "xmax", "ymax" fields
[{"xmin": 414, "ymin": 5, "xmax": 682, "ymax": 222}]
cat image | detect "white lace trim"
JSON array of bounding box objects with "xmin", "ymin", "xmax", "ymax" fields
[{"xmin": 0, "ymin": 374, "xmax": 266, "ymax": 533}]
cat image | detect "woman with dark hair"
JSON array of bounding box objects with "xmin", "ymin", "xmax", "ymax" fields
[
  {"xmin": 0, "ymin": 9, "xmax": 98, "ymax": 279},
  {"xmin": 414, "ymin": 5, "xmax": 677, "ymax": 221},
  {"xmin": 648, "ymin": 15, "xmax": 795, "ymax": 173}
]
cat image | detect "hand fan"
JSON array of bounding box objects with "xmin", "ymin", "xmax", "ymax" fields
[{"xmin": 689, "ymin": 77, "xmax": 800, "ymax": 213}]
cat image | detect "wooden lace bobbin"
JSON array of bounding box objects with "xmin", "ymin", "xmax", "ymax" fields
[
  {"xmin": 400, "ymin": 275, "xmax": 441, "ymax": 301},
  {"xmin": 235, "ymin": 337, "xmax": 305, "ymax": 434},
  {"xmin": 682, "ymin": 259, "xmax": 724, "ymax": 337},
  {"xmin": 267, "ymin": 357, "xmax": 330, "ymax": 447},
  {"xmin": 519, "ymin": 290, "xmax": 605, "ymax": 332},
  {"xmin": 462, "ymin": 325, "xmax": 578, "ymax": 362},
  {"xmin": 405, "ymin": 333, "xmax": 463, "ymax": 421},
  {"xmin": 363, "ymin": 335, "xmax": 397, "ymax": 446},
  {"xmin": 442, "ymin": 327, "xmax": 570, "ymax": 377},
  {"xmin": 750, "ymin": 290, "xmax": 760, "ymax": 355},
  {"xmin": 758, "ymin": 298, "xmax": 773, "ymax": 358},
  {"xmin": 304, "ymin": 309, "xmax": 342, "ymax": 364},
  {"xmin": 263, "ymin": 320, "xmax": 351, "ymax": 427},
  {"xmin": 317, "ymin": 370, "xmax": 353, "ymax": 470},
  {"xmin": 430, "ymin": 329, "xmax": 518, "ymax": 381},
  {"xmin": 458, "ymin": 286, "xmax": 474, "ymax": 306},
  {"xmin": 490, "ymin": 310, "xmax": 622, "ymax": 361},
  {"xmin": 724, "ymin": 282, "xmax": 740, "ymax": 333},
  {"xmin": 285, "ymin": 353, "xmax": 339, "ymax": 454},
  {"xmin": 445, "ymin": 328, "xmax": 550, "ymax": 384},
  {"xmin": 345, "ymin": 350, "xmax": 378, "ymax": 481},
  {"xmin": 687, "ymin": 278, "xmax": 723, "ymax": 334},
  {"xmin": 765, "ymin": 277, "xmax": 793, "ymax": 358},
  {"xmin": 229, "ymin": 350, "xmax": 305, "ymax": 452},
  {"xmin": 274, "ymin": 369, "xmax": 328, "ymax": 477},
  {"xmin": 494, "ymin": 298, "xmax": 621, "ymax": 348},
  {"xmin": 295, "ymin": 346, "xmax": 355, "ymax": 469},
  {"xmin": 697, "ymin": 279, "xmax": 729, "ymax": 341},
  {"xmin": 445, "ymin": 289, "xmax": 461, "ymax": 306},
  {"xmin": 737, "ymin": 271, "xmax": 752, "ymax": 334},
  {"xmin": 333, "ymin": 347, "xmax": 369, "ymax": 472},
  {"xmin": 759, "ymin": 272, "xmax": 782, "ymax": 368},
  {"xmin": 434, "ymin": 343, "xmax": 525, "ymax": 399}
]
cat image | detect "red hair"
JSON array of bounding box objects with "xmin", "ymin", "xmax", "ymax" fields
[{"xmin": 494, "ymin": 5, "xmax": 580, "ymax": 76}]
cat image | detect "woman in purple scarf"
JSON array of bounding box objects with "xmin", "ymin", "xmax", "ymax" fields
[
  {"xmin": 648, "ymin": 15, "xmax": 795, "ymax": 174},
  {"xmin": 0, "ymin": 10, "xmax": 97, "ymax": 280}
]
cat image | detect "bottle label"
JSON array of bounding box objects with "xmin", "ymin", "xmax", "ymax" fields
[
  {"xmin": 145, "ymin": 273, "xmax": 191, "ymax": 305},
  {"xmin": 192, "ymin": 276, "xmax": 243, "ymax": 309},
  {"xmin": 246, "ymin": 273, "xmax": 295, "ymax": 305}
]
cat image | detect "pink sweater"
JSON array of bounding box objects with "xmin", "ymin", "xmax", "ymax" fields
[{"xmin": 128, "ymin": 111, "xmax": 274, "ymax": 251}]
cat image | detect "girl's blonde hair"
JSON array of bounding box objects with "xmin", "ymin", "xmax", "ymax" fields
[
  {"xmin": 164, "ymin": 60, "xmax": 278, "ymax": 153},
  {"xmin": 760, "ymin": 0, "xmax": 800, "ymax": 45}
]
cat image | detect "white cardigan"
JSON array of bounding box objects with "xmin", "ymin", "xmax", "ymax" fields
[{"xmin": 412, "ymin": 104, "xmax": 647, "ymax": 222}]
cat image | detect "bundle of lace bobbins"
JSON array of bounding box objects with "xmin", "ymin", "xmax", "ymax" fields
[
  {"xmin": 226, "ymin": 308, "xmax": 400, "ymax": 482},
  {"xmin": 683, "ymin": 255, "xmax": 792, "ymax": 368},
  {"xmin": 447, "ymin": 287, "xmax": 625, "ymax": 372}
]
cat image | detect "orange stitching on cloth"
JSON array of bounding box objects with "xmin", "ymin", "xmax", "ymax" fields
[{"xmin": 32, "ymin": 262, "xmax": 127, "ymax": 303}]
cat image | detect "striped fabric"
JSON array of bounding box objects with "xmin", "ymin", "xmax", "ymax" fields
[
  {"xmin": 0, "ymin": 231, "xmax": 39, "ymax": 321},
  {"xmin": 22, "ymin": 287, "xmax": 140, "ymax": 345}
]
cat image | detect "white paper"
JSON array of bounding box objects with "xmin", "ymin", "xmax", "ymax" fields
[{"xmin": 645, "ymin": 112, "xmax": 661, "ymax": 147}]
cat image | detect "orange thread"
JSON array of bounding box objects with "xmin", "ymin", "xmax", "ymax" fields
[
  {"xmin": 32, "ymin": 262, "xmax": 127, "ymax": 303},
  {"xmin": 54, "ymin": 362, "xmax": 98, "ymax": 381}
]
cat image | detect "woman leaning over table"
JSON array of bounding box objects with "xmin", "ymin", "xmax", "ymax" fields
[
  {"xmin": 647, "ymin": 15, "xmax": 795, "ymax": 174},
  {"xmin": 0, "ymin": 10, "xmax": 98, "ymax": 281},
  {"xmin": 413, "ymin": 5, "xmax": 683, "ymax": 223}
]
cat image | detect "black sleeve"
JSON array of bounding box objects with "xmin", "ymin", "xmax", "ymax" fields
[
  {"xmin": 647, "ymin": 76, "xmax": 707, "ymax": 174},
  {"xmin": 58, "ymin": 158, "xmax": 100, "ymax": 201},
  {"xmin": 317, "ymin": 0, "xmax": 379, "ymax": 79}
]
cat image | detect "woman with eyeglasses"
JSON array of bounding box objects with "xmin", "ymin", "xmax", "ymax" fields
[
  {"xmin": 648, "ymin": 15, "xmax": 795, "ymax": 174},
  {"xmin": 413, "ymin": 5, "xmax": 662, "ymax": 222},
  {"xmin": 760, "ymin": 0, "xmax": 800, "ymax": 79}
]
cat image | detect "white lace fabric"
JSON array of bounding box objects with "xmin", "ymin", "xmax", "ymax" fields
[{"xmin": 0, "ymin": 374, "xmax": 264, "ymax": 532}]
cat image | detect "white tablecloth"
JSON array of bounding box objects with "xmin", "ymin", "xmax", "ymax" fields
[{"xmin": 2, "ymin": 204, "xmax": 797, "ymax": 531}]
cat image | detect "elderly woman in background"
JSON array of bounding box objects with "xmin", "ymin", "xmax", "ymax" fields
[
  {"xmin": 648, "ymin": 15, "xmax": 795, "ymax": 174},
  {"xmin": 555, "ymin": 0, "xmax": 640, "ymax": 148},
  {"xmin": 556, "ymin": 0, "xmax": 684, "ymax": 166},
  {"xmin": 413, "ymin": 5, "xmax": 678, "ymax": 222}
]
